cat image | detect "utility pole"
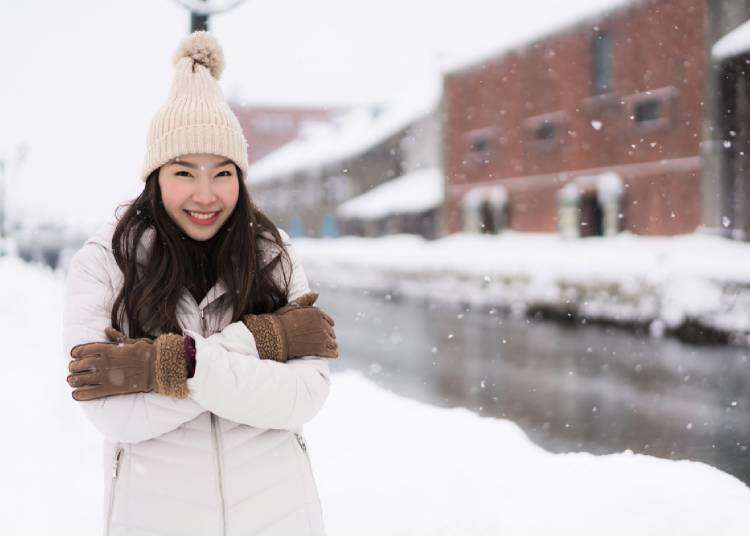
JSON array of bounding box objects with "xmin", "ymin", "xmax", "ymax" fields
[
  {"xmin": 191, "ymin": 0, "xmax": 209, "ymax": 31},
  {"xmin": 171, "ymin": 1, "xmax": 249, "ymax": 33}
]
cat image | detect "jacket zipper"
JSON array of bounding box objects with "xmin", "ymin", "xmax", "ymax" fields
[
  {"xmin": 106, "ymin": 445, "xmax": 124, "ymax": 536},
  {"xmin": 295, "ymin": 432, "xmax": 311, "ymax": 462},
  {"xmin": 211, "ymin": 412, "xmax": 228, "ymax": 535},
  {"xmin": 202, "ymin": 304, "xmax": 227, "ymax": 535}
]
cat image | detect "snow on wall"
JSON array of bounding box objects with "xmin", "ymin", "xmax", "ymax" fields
[
  {"xmin": 336, "ymin": 167, "xmax": 444, "ymax": 220},
  {"xmin": 248, "ymin": 79, "xmax": 442, "ymax": 184},
  {"xmin": 713, "ymin": 19, "xmax": 750, "ymax": 61}
]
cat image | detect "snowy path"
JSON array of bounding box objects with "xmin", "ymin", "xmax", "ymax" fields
[{"xmin": 2, "ymin": 256, "xmax": 749, "ymax": 535}]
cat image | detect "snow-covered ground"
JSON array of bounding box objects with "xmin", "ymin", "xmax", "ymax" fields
[
  {"xmin": 2, "ymin": 254, "xmax": 750, "ymax": 534},
  {"xmin": 294, "ymin": 230, "xmax": 750, "ymax": 343}
]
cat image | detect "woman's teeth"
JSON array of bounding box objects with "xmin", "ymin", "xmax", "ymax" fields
[{"xmin": 187, "ymin": 211, "xmax": 218, "ymax": 220}]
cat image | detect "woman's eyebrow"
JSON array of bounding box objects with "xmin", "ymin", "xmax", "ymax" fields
[{"xmin": 170, "ymin": 158, "xmax": 233, "ymax": 169}]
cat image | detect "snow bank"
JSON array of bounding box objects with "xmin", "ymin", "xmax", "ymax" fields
[
  {"xmin": 5, "ymin": 254, "xmax": 749, "ymax": 534},
  {"xmin": 293, "ymin": 231, "xmax": 750, "ymax": 342},
  {"xmin": 314, "ymin": 370, "xmax": 750, "ymax": 535}
]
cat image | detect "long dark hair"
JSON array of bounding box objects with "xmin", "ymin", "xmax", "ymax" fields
[{"xmin": 110, "ymin": 166, "xmax": 291, "ymax": 338}]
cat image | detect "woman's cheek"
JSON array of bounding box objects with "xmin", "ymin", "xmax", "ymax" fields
[{"xmin": 219, "ymin": 181, "xmax": 240, "ymax": 208}]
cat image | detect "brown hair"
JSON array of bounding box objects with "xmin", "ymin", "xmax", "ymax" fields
[{"xmin": 110, "ymin": 166, "xmax": 291, "ymax": 337}]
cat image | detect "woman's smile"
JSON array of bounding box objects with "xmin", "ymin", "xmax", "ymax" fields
[{"xmin": 183, "ymin": 209, "xmax": 220, "ymax": 226}]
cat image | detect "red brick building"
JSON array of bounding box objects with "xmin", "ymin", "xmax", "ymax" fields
[{"xmin": 442, "ymin": 0, "xmax": 708, "ymax": 236}]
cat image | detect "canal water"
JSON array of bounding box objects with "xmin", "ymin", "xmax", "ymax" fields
[{"xmin": 316, "ymin": 286, "xmax": 750, "ymax": 486}]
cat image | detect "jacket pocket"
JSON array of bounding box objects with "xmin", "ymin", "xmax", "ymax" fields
[{"xmin": 105, "ymin": 445, "xmax": 124, "ymax": 536}]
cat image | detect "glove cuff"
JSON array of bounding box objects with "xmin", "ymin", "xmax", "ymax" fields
[
  {"xmin": 243, "ymin": 314, "xmax": 287, "ymax": 362},
  {"xmin": 154, "ymin": 334, "xmax": 189, "ymax": 399}
]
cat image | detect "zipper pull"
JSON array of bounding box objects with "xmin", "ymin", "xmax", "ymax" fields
[
  {"xmin": 295, "ymin": 432, "xmax": 307, "ymax": 452},
  {"xmin": 112, "ymin": 447, "xmax": 123, "ymax": 480},
  {"xmin": 200, "ymin": 307, "xmax": 207, "ymax": 336}
]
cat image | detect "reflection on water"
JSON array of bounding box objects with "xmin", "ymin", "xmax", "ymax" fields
[{"xmin": 317, "ymin": 286, "xmax": 750, "ymax": 485}]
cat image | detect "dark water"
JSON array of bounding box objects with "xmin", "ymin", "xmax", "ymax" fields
[{"xmin": 315, "ymin": 285, "xmax": 750, "ymax": 486}]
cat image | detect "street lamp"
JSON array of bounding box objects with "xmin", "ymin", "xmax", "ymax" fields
[{"xmin": 171, "ymin": 0, "xmax": 249, "ymax": 31}]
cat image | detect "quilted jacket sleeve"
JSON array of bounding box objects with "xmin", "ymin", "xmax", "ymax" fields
[
  {"xmin": 62, "ymin": 241, "xmax": 206, "ymax": 444},
  {"xmin": 185, "ymin": 232, "xmax": 331, "ymax": 430}
]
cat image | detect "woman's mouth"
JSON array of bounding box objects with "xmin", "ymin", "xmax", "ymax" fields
[{"xmin": 184, "ymin": 210, "xmax": 220, "ymax": 226}]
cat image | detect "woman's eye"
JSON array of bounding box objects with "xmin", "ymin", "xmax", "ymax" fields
[
  {"xmin": 175, "ymin": 171, "xmax": 192, "ymax": 177},
  {"xmin": 216, "ymin": 170, "xmax": 231, "ymax": 177}
]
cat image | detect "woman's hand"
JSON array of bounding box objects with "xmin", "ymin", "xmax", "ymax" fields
[
  {"xmin": 242, "ymin": 291, "xmax": 339, "ymax": 363},
  {"xmin": 66, "ymin": 328, "xmax": 189, "ymax": 401}
]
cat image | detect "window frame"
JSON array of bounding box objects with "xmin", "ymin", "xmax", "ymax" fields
[{"xmin": 591, "ymin": 30, "xmax": 614, "ymax": 96}]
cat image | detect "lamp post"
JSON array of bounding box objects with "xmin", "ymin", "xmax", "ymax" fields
[
  {"xmin": 171, "ymin": 0, "xmax": 249, "ymax": 32},
  {"xmin": 191, "ymin": 0, "xmax": 209, "ymax": 32},
  {"xmin": 0, "ymin": 159, "xmax": 5, "ymax": 241}
]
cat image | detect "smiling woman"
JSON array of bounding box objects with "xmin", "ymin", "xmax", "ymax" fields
[{"xmin": 61, "ymin": 30, "xmax": 337, "ymax": 536}]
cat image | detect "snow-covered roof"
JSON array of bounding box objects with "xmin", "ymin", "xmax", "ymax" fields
[
  {"xmin": 336, "ymin": 168, "xmax": 444, "ymax": 220},
  {"xmin": 713, "ymin": 20, "xmax": 750, "ymax": 61},
  {"xmin": 440, "ymin": 0, "xmax": 636, "ymax": 75},
  {"xmin": 248, "ymin": 80, "xmax": 442, "ymax": 184}
]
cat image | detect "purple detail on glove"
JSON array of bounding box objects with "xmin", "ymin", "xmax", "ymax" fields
[{"xmin": 184, "ymin": 335, "xmax": 197, "ymax": 379}]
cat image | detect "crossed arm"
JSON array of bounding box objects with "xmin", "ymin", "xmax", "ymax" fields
[{"xmin": 62, "ymin": 238, "xmax": 337, "ymax": 443}]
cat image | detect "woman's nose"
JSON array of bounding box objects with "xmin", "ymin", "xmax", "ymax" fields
[{"xmin": 192, "ymin": 177, "xmax": 218, "ymax": 204}]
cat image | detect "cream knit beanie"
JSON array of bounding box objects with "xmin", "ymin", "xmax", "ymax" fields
[{"xmin": 141, "ymin": 31, "xmax": 249, "ymax": 182}]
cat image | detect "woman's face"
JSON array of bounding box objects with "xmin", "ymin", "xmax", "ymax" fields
[{"xmin": 158, "ymin": 153, "xmax": 240, "ymax": 241}]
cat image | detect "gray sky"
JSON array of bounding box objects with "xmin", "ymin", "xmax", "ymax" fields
[{"xmin": 0, "ymin": 0, "xmax": 621, "ymax": 228}]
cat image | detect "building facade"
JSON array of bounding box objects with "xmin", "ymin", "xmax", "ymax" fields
[
  {"xmin": 336, "ymin": 106, "xmax": 444, "ymax": 239},
  {"xmin": 248, "ymin": 105, "xmax": 407, "ymax": 238},
  {"xmin": 248, "ymin": 86, "xmax": 441, "ymax": 238},
  {"xmin": 442, "ymin": 0, "xmax": 710, "ymax": 237}
]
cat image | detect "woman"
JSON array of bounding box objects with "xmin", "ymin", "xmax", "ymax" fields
[{"xmin": 62, "ymin": 31, "xmax": 337, "ymax": 535}]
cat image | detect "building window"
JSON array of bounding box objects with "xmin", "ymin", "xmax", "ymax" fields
[
  {"xmin": 525, "ymin": 112, "xmax": 566, "ymax": 151},
  {"xmin": 634, "ymin": 99, "xmax": 662, "ymax": 123},
  {"xmin": 591, "ymin": 32, "xmax": 613, "ymax": 95},
  {"xmin": 464, "ymin": 127, "xmax": 501, "ymax": 166},
  {"xmin": 323, "ymin": 175, "xmax": 351, "ymax": 205},
  {"xmin": 626, "ymin": 87, "xmax": 677, "ymax": 131},
  {"xmin": 535, "ymin": 121, "xmax": 557, "ymax": 143},
  {"xmin": 471, "ymin": 136, "xmax": 490, "ymax": 158}
]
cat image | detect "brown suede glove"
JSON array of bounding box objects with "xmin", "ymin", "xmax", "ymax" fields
[
  {"xmin": 66, "ymin": 327, "xmax": 189, "ymax": 401},
  {"xmin": 242, "ymin": 291, "xmax": 339, "ymax": 363}
]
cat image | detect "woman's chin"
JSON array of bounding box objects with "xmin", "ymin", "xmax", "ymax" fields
[{"xmin": 178, "ymin": 221, "xmax": 219, "ymax": 241}]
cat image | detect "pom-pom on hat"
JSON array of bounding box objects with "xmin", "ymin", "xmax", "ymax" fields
[{"xmin": 141, "ymin": 30, "xmax": 249, "ymax": 182}]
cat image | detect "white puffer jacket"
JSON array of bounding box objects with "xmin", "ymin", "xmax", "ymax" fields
[{"xmin": 61, "ymin": 220, "xmax": 330, "ymax": 536}]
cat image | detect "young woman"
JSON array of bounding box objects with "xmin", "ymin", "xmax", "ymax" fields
[{"xmin": 62, "ymin": 31, "xmax": 337, "ymax": 535}]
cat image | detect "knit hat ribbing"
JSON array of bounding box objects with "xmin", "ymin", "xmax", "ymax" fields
[{"xmin": 141, "ymin": 31, "xmax": 249, "ymax": 182}]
